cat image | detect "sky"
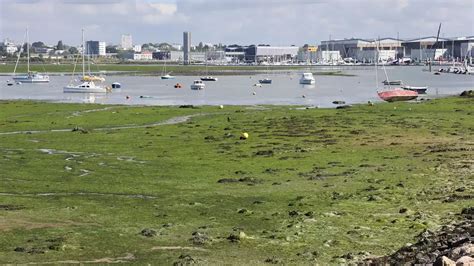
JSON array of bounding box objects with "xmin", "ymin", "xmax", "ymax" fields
[{"xmin": 0, "ymin": 0, "xmax": 473, "ymax": 46}]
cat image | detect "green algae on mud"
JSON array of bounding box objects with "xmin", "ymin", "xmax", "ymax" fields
[{"xmin": 0, "ymin": 97, "xmax": 472, "ymax": 264}]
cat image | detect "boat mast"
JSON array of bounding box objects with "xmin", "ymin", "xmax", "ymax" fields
[
  {"xmin": 26, "ymin": 27, "xmax": 30, "ymax": 73},
  {"xmin": 82, "ymin": 29, "xmax": 85, "ymax": 77},
  {"xmin": 375, "ymin": 38, "xmax": 378, "ymax": 90}
]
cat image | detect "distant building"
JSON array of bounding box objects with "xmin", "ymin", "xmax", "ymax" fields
[
  {"xmin": 133, "ymin": 45, "xmax": 142, "ymax": 53},
  {"xmin": 171, "ymin": 43, "xmax": 182, "ymax": 50},
  {"xmin": 183, "ymin": 31, "xmax": 191, "ymax": 65},
  {"xmin": 319, "ymin": 38, "xmax": 403, "ymax": 63},
  {"xmin": 318, "ymin": 36, "xmax": 474, "ymax": 63},
  {"xmin": 298, "ymin": 46, "xmax": 318, "ymax": 63},
  {"xmin": 33, "ymin": 47, "xmax": 54, "ymax": 54},
  {"xmin": 121, "ymin": 34, "xmax": 133, "ymax": 50},
  {"xmin": 133, "ymin": 51, "xmax": 153, "ymax": 60},
  {"xmin": 1, "ymin": 39, "xmax": 18, "ymax": 54},
  {"xmin": 402, "ymin": 36, "xmax": 474, "ymax": 61},
  {"xmin": 153, "ymin": 51, "xmax": 170, "ymax": 60},
  {"xmin": 224, "ymin": 45, "xmax": 248, "ymax": 63},
  {"xmin": 86, "ymin": 41, "xmax": 106, "ymax": 57},
  {"xmin": 245, "ymin": 45, "xmax": 299, "ymax": 63}
]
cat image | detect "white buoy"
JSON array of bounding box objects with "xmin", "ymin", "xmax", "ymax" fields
[{"xmin": 219, "ymin": 105, "xmax": 224, "ymax": 109}]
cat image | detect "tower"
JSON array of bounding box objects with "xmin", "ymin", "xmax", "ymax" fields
[{"xmin": 183, "ymin": 31, "xmax": 191, "ymax": 65}]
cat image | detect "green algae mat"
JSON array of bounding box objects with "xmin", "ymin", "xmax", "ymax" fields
[{"xmin": 0, "ymin": 98, "xmax": 472, "ymax": 264}]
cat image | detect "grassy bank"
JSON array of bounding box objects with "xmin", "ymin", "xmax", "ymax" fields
[
  {"xmin": 0, "ymin": 63, "xmax": 353, "ymax": 76},
  {"xmin": 0, "ymin": 97, "xmax": 472, "ymax": 264}
]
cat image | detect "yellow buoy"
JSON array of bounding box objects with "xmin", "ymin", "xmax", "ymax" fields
[{"xmin": 240, "ymin": 132, "xmax": 249, "ymax": 140}]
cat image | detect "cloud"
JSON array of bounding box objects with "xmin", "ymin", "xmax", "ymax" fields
[{"xmin": 0, "ymin": 0, "xmax": 472, "ymax": 46}]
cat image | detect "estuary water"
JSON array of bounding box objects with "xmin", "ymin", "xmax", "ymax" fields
[{"xmin": 0, "ymin": 66, "xmax": 472, "ymax": 107}]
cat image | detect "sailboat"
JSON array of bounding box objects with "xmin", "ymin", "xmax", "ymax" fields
[
  {"xmin": 201, "ymin": 54, "xmax": 218, "ymax": 81},
  {"xmin": 161, "ymin": 60, "xmax": 175, "ymax": 79},
  {"xmin": 12, "ymin": 27, "xmax": 50, "ymax": 83},
  {"xmin": 64, "ymin": 29, "xmax": 108, "ymax": 93},
  {"xmin": 259, "ymin": 62, "xmax": 272, "ymax": 84},
  {"xmin": 375, "ymin": 39, "xmax": 417, "ymax": 102},
  {"xmin": 81, "ymin": 45, "xmax": 106, "ymax": 82}
]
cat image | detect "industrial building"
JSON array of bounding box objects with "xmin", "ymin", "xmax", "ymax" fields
[
  {"xmin": 319, "ymin": 36, "xmax": 474, "ymax": 63},
  {"xmin": 245, "ymin": 45, "xmax": 299, "ymax": 63},
  {"xmin": 223, "ymin": 45, "xmax": 298, "ymax": 63},
  {"xmin": 319, "ymin": 38, "xmax": 403, "ymax": 63},
  {"xmin": 297, "ymin": 46, "xmax": 318, "ymax": 63},
  {"xmin": 402, "ymin": 36, "xmax": 474, "ymax": 61}
]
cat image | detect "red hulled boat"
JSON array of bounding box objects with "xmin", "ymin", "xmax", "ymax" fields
[{"xmin": 377, "ymin": 88, "xmax": 418, "ymax": 102}]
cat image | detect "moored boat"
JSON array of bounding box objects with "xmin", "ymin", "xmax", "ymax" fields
[
  {"xmin": 81, "ymin": 75, "xmax": 105, "ymax": 82},
  {"xmin": 402, "ymin": 85, "xmax": 428, "ymax": 94},
  {"xmin": 12, "ymin": 28, "xmax": 49, "ymax": 83},
  {"xmin": 259, "ymin": 78, "xmax": 272, "ymax": 84},
  {"xmin": 13, "ymin": 72, "xmax": 49, "ymax": 83},
  {"xmin": 190, "ymin": 80, "xmax": 205, "ymax": 90},
  {"xmin": 299, "ymin": 73, "xmax": 315, "ymax": 84},
  {"xmin": 382, "ymin": 80, "xmax": 402, "ymax": 85},
  {"xmin": 377, "ymin": 88, "xmax": 418, "ymax": 102},
  {"xmin": 201, "ymin": 76, "xmax": 218, "ymax": 81},
  {"xmin": 64, "ymin": 29, "xmax": 107, "ymax": 94},
  {"xmin": 161, "ymin": 74, "xmax": 175, "ymax": 80},
  {"xmin": 64, "ymin": 81, "xmax": 108, "ymax": 93}
]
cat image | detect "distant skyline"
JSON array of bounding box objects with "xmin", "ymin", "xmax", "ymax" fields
[{"xmin": 1, "ymin": 0, "xmax": 473, "ymax": 46}]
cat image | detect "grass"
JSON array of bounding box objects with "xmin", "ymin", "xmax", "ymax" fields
[
  {"xmin": 0, "ymin": 63, "xmax": 353, "ymax": 76},
  {"xmin": 0, "ymin": 97, "xmax": 472, "ymax": 264}
]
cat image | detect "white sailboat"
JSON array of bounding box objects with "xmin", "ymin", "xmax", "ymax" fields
[
  {"xmin": 64, "ymin": 29, "xmax": 108, "ymax": 93},
  {"xmin": 12, "ymin": 27, "xmax": 50, "ymax": 83},
  {"xmin": 161, "ymin": 60, "xmax": 175, "ymax": 79},
  {"xmin": 201, "ymin": 54, "xmax": 218, "ymax": 81}
]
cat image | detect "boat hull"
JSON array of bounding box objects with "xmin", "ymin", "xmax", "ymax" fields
[
  {"xmin": 378, "ymin": 89, "xmax": 418, "ymax": 102},
  {"xmin": 64, "ymin": 83, "xmax": 107, "ymax": 93},
  {"xmin": 300, "ymin": 79, "xmax": 315, "ymax": 84},
  {"xmin": 161, "ymin": 76, "xmax": 175, "ymax": 80},
  {"xmin": 259, "ymin": 79, "xmax": 272, "ymax": 84},
  {"xmin": 13, "ymin": 75, "xmax": 49, "ymax": 83},
  {"xmin": 201, "ymin": 77, "xmax": 218, "ymax": 81},
  {"xmin": 190, "ymin": 85, "xmax": 205, "ymax": 90},
  {"xmin": 382, "ymin": 80, "xmax": 402, "ymax": 85},
  {"xmin": 402, "ymin": 86, "xmax": 427, "ymax": 94}
]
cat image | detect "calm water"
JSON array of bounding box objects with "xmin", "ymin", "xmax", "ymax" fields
[{"xmin": 1, "ymin": 66, "xmax": 472, "ymax": 107}]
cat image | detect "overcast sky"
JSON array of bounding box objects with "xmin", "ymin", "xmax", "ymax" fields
[{"xmin": 0, "ymin": 0, "xmax": 473, "ymax": 46}]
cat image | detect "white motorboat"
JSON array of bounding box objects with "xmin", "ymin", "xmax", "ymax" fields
[
  {"xmin": 12, "ymin": 28, "xmax": 49, "ymax": 83},
  {"xmin": 299, "ymin": 73, "xmax": 315, "ymax": 84},
  {"xmin": 190, "ymin": 80, "xmax": 205, "ymax": 90},
  {"xmin": 64, "ymin": 29, "xmax": 107, "ymax": 93},
  {"xmin": 64, "ymin": 81, "xmax": 108, "ymax": 93}
]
